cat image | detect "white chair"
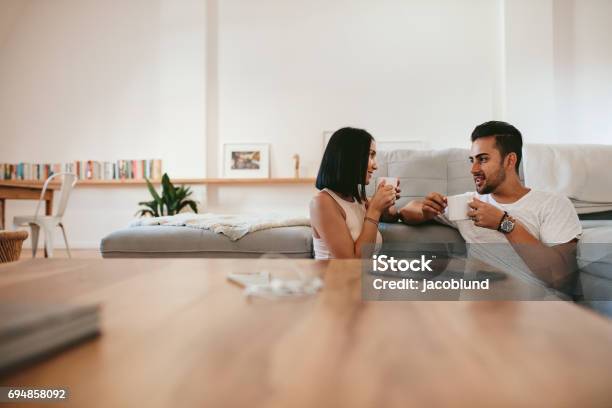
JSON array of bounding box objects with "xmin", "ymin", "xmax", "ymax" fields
[{"xmin": 13, "ymin": 173, "xmax": 78, "ymax": 258}]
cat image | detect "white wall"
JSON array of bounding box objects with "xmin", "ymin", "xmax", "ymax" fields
[
  {"xmin": 1, "ymin": 0, "xmax": 611, "ymax": 248},
  {"xmin": 205, "ymin": 0, "xmax": 500, "ymax": 216},
  {"xmin": 504, "ymin": 0, "xmax": 556, "ymax": 142},
  {"xmin": 215, "ymin": 0, "xmax": 499, "ymax": 178},
  {"xmin": 505, "ymin": 0, "xmax": 612, "ymax": 144},
  {"xmin": 0, "ymin": 0, "xmax": 206, "ymax": 176},
  {"xmin": 562, "ymin": 0, "xmax": 612, "ymax": 143},
  {"xmin": 0, "ymin": 0, "xmax": 207, "ymax": 248}
]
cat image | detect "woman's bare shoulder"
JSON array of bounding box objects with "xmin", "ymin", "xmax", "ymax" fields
[
  {"xmin": 310, "ymin": 190, "xmax": 334, "ymax": 210},
  {"xmin": 310, "ymin": 190, "xmax": 345, "ymax": 217}
]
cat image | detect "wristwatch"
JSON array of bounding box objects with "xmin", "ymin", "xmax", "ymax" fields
[{"xmin": 498, "ymin": 211, "xmax": 516, "ymax": 234}]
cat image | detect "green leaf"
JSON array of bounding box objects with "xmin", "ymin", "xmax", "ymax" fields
[
  {"xmin": 139, "ymin": 173, "xmax": 198, "ymax": 217},
  {"xmin": 135, "ymin": 209, "xmax": 155, "ymax": 217},
  {"xmin": 185, "ymin": 200, "xmax": 199, "ymax": 214},
  {"xmin": 175, "ymin": 187, "xmax": 186, "ymax": 201},
  {"xmin": 161, "ymin": 174, "xmax": 177, "ymax": 215},
  {"xmin": 176, "ymin": 200, "xmax": 190, "ymax": 212},
  {"xmin": 168, "ymin": 184, "xmax": 177, "ymax": 203},
  {"xmin": 137, "ymin": 199, "xmax": 160, "ymax": 217},
  {"xmin": 148, "ymin": 203, "xmax": 160, "ymax": 214},
  {"xmin": 143, "ymin": 177, "xmax": 164, "ymax": 216},
  {"xmin": 182, "ymin": 186, "xmax": 192, "ymax": 197},
  {"xmin": 145, "ymin": 178, "xmax": 161, "ymax": 203}
]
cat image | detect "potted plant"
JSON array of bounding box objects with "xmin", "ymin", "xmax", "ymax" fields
[{"xmin": 137, "ymin": 173, "xmax": 198, "ymax": 217}]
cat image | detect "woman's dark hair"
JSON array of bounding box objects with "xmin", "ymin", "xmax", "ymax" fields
[{"xmin": 315, "ymin": 127, "xmax": 374, "ymax": 203}]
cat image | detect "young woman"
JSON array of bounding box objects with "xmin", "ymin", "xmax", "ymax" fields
[{"xmin": 310, "ymin": 127, "xmax": 399, "ymax": 259}]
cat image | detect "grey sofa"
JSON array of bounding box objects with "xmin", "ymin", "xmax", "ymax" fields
[
  {"xmin": 575, "ymin": 222, "xmax": 612, "ymax": 316},
  {"xmin": 100, "ymin": 148, "xmax": 612, "ymax": 315},
  {"xmin": 101, "ymin": 225, "xmax": 314, "ymax": 258},
  {"xmin": 100, "ymin": 149, "xmax": 482, "ymax": 259}
]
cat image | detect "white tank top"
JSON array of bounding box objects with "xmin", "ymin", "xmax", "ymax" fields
[{"xmin": 313, "ymin": 188, "xmax": 383, "ymax": 259}]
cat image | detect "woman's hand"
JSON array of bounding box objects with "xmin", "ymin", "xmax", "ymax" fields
[
  {"xmin": 382, "ymin": 180, "xmax": 401, "ymax": 222},
  {"xmin": 369, "ymin": 180, "xmax": 397, "ymax": 216}
]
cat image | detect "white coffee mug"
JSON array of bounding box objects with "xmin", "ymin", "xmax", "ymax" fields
[
  {"xmin": 377, "ymin": 177, "xmax": 399, "ymax": 188},
  {"xmin": 446, "ymin": 193, "xmax": 474, "ymax": 221}
]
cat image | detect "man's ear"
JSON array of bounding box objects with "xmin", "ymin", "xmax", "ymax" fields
[{"xmin": 505, "ymin": 152, "xmax": 517, "ymax": 171}]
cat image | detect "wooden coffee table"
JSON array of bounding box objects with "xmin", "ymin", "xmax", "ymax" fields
[{"xmin": 1, "ymin": 258, "xmax": 612, "ymax": 407}]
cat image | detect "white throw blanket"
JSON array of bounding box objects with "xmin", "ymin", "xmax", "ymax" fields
[
  {"xmin": 523, "ymin": 144, "xmax": 612, "ymax": 212},
  {"xmin": 129, "ymin": 213, "xmax": 311, "ymax": 241}
]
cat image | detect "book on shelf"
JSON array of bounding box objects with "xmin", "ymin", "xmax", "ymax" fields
[{"xmin": 0, "ymin": 159, "xmax": 162, "ymax": 182}]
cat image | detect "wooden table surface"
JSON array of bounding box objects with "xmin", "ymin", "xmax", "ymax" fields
[
  {"xmin": 0, "ymin": 183, "xmax": 55, "ymax": 230},
  {"xmin": 0, "ymin": 258, "xmax": 611, "ymax": 408}
]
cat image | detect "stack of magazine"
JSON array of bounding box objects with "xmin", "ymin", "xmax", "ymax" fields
[{"xmin": 0, "ymin": 303, "xmax": 100, "ymax": 373}]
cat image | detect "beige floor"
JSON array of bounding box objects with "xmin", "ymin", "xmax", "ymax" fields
[{"xmin": 19, "ymin": 248, "xmax": 102, "ymax": 260}]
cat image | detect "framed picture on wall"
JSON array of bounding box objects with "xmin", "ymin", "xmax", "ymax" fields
[{"xmin": 223, "ymin": 143, "xmax": 270, "ymax": 178}]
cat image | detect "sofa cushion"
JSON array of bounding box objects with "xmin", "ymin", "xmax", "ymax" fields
[
  {"xmin": 579, "ymin": 211, "xmax": 612, "ymax": 220},
  {"xmin": 366, "ymin": 149, "xmax": 449, "ymax": 209},
  {"xmin": 575, "ymin": 226, "xmax": 612, "ymax": 316},
  {"xmin": 581, "ymin": 220, "xmax": 612, "ymax": 230},
  {"xmin": 368, "ymin": 148, "xmax": 525, "ymax": 209},
  {"xmin": 100, "ymin": 226, "xmax": 313, "ymax": 258},
  {"xmin": 577, "ymin": 226, "xmax": 612, "ymax": 281},
  {"xmin": 447, "ymin": 148, "xmax": 474, "ymax": 196}
]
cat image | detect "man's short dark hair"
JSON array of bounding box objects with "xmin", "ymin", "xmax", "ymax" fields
[
  {"xmin": 471, "ymin": 121, "xmax": 523, "ymax": 173},
  {"xmin": 316, "ymin": 127, "xmax": 373, "ymax": 203}
]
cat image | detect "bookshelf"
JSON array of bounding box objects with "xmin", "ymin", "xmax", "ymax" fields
[{"xmin": 0, "ymin": 178, "xmax": 316, "ymax": 188}]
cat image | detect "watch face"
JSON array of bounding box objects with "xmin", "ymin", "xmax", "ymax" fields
[{"xmin": 501, "ymin": 218, "xmax": 514, "ymax": 233}]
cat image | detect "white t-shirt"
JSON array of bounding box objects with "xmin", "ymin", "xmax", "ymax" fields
[
  {"xmin": 437, "ymin": 190, "xmax": 582, "ymax": 290},
  {"xmin": 437, "ymin": 190, "xmax": 582, "ymax": 245}
]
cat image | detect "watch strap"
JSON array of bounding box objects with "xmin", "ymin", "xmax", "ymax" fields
[{"xmin": 497, "ymin": 211, "xmax": 508, "ymax": 232}]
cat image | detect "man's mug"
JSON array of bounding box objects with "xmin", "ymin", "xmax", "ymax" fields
[{"xmin": 446, "ymin": 193, "xmax": 474, "ymax": 221}]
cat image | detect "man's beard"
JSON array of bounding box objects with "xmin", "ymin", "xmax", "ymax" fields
[{"xmin": 478, "ymin": 166, "xmax": 506, "ymax": 194}]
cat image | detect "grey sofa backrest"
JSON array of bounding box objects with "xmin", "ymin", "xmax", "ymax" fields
[{"xmin": 366, "ymin": 148, "xmax": 524, "ymax": 208}]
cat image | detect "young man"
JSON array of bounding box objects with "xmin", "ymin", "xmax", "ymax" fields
[{"xmin": 399, "ymin": 121, "xmax": 582, "ymax": 289}]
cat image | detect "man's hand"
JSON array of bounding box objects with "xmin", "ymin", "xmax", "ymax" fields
[
  {"xmin": 422, "ymin": 192, "xmax": 447, "ymax": 221},
  {"xmin": 383, "ymin": 204, "xmax": 398, "ymax": 218},
  {"xmin": 467, "ymin": 197, "xmax": 506, "ymax": 230}
]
